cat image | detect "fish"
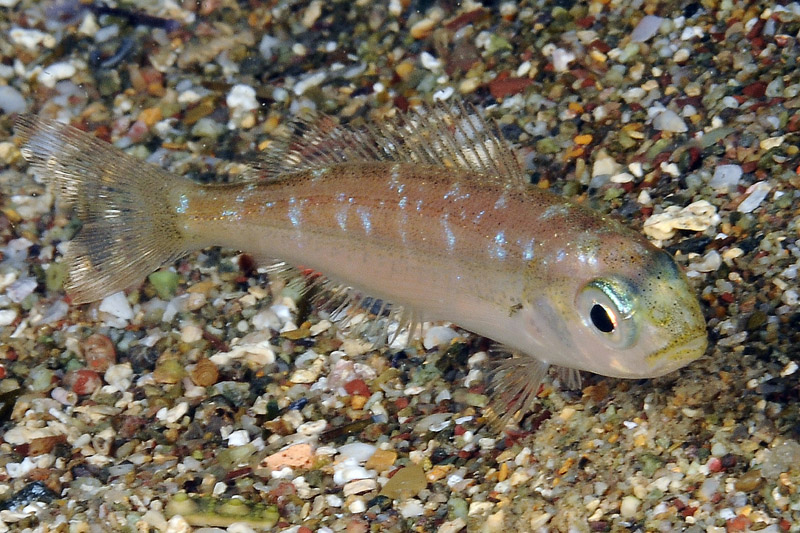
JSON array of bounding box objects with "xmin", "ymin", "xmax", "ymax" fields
[{"xmin": 15, "ymin": 104, "xmax": 708, "ymax": 425}]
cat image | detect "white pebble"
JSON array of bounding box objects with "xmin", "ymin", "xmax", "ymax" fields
[
  {"xmin": 180, "ymin": 324, "xmax": 203, "ymax": 343},
  {"xmin": 343, "ymin": 479, "xmax": 377, "ymax": 497},
  {"xmin": 348, "ymin": 498, "xmax": 366, "ymax": 513},
  {"xmin": 652, "ymin": 109, "xmax": 687, "ymax": 132},
  {"xmin": 293, "ymin": 71, "xmax": 326, "ymax": 96},
  {"xmin": 760, "ymin": 135, "xmax": 785, "ymax": 150},
  {"xmin": 619, "ymin": 495, "xmax": 641, "ymax": 517},
  {"xmin": 420, "ymin": 51, "xmax": 442, "ymax": 71},
  {"xmin": 690, "ymin": 250, "xmax": 722, "ymax": 272},
  {"xmin": 98, "ymin": 291, "xmax": 134, "ymax": 321},
  {"xmin": 9, "ymin": 27, "xmax": 56, "ymax": 50},
  {"xmin": 259, "ymin": 35, "xmax": 281, "ymax": 58},
  {"xmin": 631, "ymin": 15, "xmax": 663, "ymax": 42},
  {"xmin": 551, "ymin": 48, "xmax": 575, "ymax": 72},
  {"xmin": 780, "ymin": 361, "xmax": 798, "ymax": 377},
  {"xmin": 227, "ymin": 429, "xmax": 250, "ymax": 447},
  {"xmin": 6, "ymin": 277, "xmax": 36, "ymax": 303},
  {"xmin": 156, "ymin": 402, "xmax": 189, "ymax": 424},
  {"xmin": 737, "ymin": 181, "xmax": 771, "ymax": 213},
  {"xmin": 0, "ymin": 309, "xmax": 18, "ymax": 327},
  {"xmin": 643, "ymin": 200, "xmax": 720, "ymax": 241},
  {"xmin": 398, "ymin": 499, "xmax": 425, "ymax": 518},
  {"xmin": 709, "ymin": 164, "xmax": 742, "ymax": 192},
  {"xmin": 333, "ymin": 457, "xmax": 375, "ymax": 485},
  {"xmin": 338, "ymin": 442, "xmax": 376, "ymax": 463},
  {"xmin": 0, "ymin": 85, "xmax": 26, "ymax": 114},
  {"xmin": 592, "ymin": 153, "xmax": 621, "ymax": 178},
  {"xmin": 423, "ymin": 325, "xmax": 460, "ymax": 350},
  {"xmin": 105, "ymin": 363, "xmax": 133, "ymax": 392},
  {"xmin": 227, "ymin": 84, "xmax": 258, "ymax": 111},
  {"xmin": 40, "ymin": 61, "xmax": 77, "ymax": 89},
  {"xmin": 0, "ymin": 0, "xmax": 20, "ymax": 7}
]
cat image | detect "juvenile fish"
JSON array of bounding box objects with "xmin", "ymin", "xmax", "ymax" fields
[{"xmin": 15, "ymin": 105, "xmax": 707, "ymax": 424}]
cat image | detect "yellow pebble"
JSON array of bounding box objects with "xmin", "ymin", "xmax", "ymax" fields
[
  {"xmin": 574, "ymin": 134, "xmax": 593, "ymax": 145},
  {"xmin": 498, "ymin": 462, "xmax": 509, "ymax": 482},
  {"xmin": 350, "ymin": 394, "xmax": 367, "ymax": 410}
]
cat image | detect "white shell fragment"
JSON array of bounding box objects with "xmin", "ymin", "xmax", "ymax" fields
[
  {"xmin": 737, "ymin": 181, "xmax": 771, "ymax": 213},
  {"xmin": 643, "ymin": 200, "xmax": 720, "ymax": 241}
]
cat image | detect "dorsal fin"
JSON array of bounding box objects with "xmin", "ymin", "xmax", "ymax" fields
[{"xmin": 249, "ymin": 102, "xmax": 528, "ymax": 187}]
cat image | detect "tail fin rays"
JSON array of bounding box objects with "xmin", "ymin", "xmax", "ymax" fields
[{"xmin": 16, "ymin": 115, "xmax": 189, "ymax": 304}]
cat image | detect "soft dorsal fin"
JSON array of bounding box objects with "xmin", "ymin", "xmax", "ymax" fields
[{"xmin": 249, "ymin": 102, "xmax": 527, "ymax": 186}]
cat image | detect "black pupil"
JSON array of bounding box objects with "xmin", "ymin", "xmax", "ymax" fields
[{"xmin": 590, "ymin": 304, "xmax": 615, "ymax": 333}]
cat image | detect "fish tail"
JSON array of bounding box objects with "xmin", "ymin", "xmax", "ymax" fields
[{"xmin": 15, "ymin": 115, "xmax": 191, "ymax": 304}]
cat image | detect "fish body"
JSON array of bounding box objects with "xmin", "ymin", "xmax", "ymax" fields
[{"xmin": 16, "ymin": 106, "xmax": 708, "ymax": 423}]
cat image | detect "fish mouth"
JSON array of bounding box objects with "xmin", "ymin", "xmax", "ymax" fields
[{"xmin": 646, "ymin": 332, "xmax": 708, "ymax": 376}]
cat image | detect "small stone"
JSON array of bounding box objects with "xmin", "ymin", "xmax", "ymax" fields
[
  {"xmin": 263, "ymin": 443, "xmax": 314, "ymax": 470},
  {"xmin": 423, "ymin": 326, "xmax": 460, "ymax": 350},
  {"xmin": 190, "ymin": 358, "xmax": 219, "ymax": 387},
  {"xmin": 148, "ymin": 270, "xmax": 179, "ymax": 300},
  {"xmin": 153, "ymin": 357, "xmax": 186, "ymax": 384},
  {"xmin": 709, "ymin": 164, "xmax": 742, "ymax": 192},
  {"xmin": 737, "ymin": 182, "xmax": 770, "ymax": 213},
  {"xmin": 365, "ymin": 449, "xmax": 397, "ymax": 473},
  {"xmin": 39, "ymin": 61, "xmax": 77, "ymax": 89},
  {"xmin": 734, "ymin": 470, "xmax": 763, "ymax": 492},
  {"xmin": 343, "ymin": 479, "xmax": 377, "ymax": 497},
  {"xmin": 619, "ymin": 495, "xmax": 640, "ymax": 518},
  {"xmin": 64, "ymin": 369, "xmax": 103, "ymax": 395},
  {"xmin": 380, "ymin": 463, "xmax": 427, "ymax": 500},
  {"xmin": 631, "ymin": 15, "xmax": 663, "ymax": 42},
  {"xmin": 338, "ymin": 442, "xmax": 376, "ymax": 463},
  {"xmin": 99, "ymin": 292, "xmax": 134, "ymax": 321},
  {"xmin": 0, "ymin": 85, "xmax": 26, "ymax": 114},
  {"xmin": 653, "ymin": 109, "xmax": 688, "ymax": 132},
  {"xmin": 397, "ymin": 498, "xmax": 425, "ymax": 518},
  {"xmin": 551, "ymin": 48, "xmax": 576, "ymax": 72},
  {"xmin": 0, "ymin": 309, "xmax": 18, "ymax": 327},
  {"xmin": 82, "ymin": 333, "xmax": 116, "ymax": 372}
]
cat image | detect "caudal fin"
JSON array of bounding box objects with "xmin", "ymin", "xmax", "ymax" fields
[{"xmin": 15, "ymin": 115, "xmax": 190, "ymax": 304}]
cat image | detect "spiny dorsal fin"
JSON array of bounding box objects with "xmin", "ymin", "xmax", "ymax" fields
[{"xmin": 250, "ymin": 102, "xmax": 527, "ymax": 187}]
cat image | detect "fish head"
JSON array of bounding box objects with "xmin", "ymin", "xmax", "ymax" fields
[{"xmin": 518, "ymin": 230, "xmax": 708, "ymax": 379}]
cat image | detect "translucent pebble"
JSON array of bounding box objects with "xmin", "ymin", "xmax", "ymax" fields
[
  {"xmin": 631, "ymin": 15, "xmax": 663, "ymax": 42},
  {"xmin": 423, "ymin": 325, "xmax": 460, "ymax": 350},
  {"xmin": 0, "ymin": 85, "xmax": 26, "ymax": 114},
  {"xmin": 338, "ymin": 442, "xmax": 376, "ymax": 463},
  {"xmin": 0, "ymin": 309, "xmax": 18, "ymax": 326},
  {"xmin": 6, "ymin": 277, "xmax": 37, "ymax": 303},
  {"xmin": 737, "ymin": 182, "xmax": 771, "ymax": 213},
  {"xmin": 761, "ymin": 440, "xmax": 800, "ymax": 477},
  {"xmin": 40, "ymin": 61, "xmax": 77, "ymax": 89},
  {"xmin": 398, "ymin": 499, "xmax": 425, "ymax": 518},
  {"xmin": 380, "ymin": 463, "xmax": 427, "ymax": 499},
  {"xmin": 652, "ymin": 109, "xmax": 687, "ymax": 132},
  {"xmin": 98, "ymin": 291, "xmax": 134, "ymax": 321},
  {"xmin": 709, "ymin": 164, "xmax": 742, "ymax": 192}
]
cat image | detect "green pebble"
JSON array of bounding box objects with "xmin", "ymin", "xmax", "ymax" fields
[
  {"xmin": 535, "ymin": 138, "xmax": 560, "ymax": 154},
  {"xmin": 448, "ymin": 497, "xmax": 468, "ymax": 519},
  {"xmin": 45, "ymin": 262, "xmax": 68, "ymax": 293},
  {"xmin": 148, "ymin": 270, "xmax": 179, "ymax": 300},
  {"xmin": 486, "ymin": 35, "xmax": 512, "ymax": 54}
]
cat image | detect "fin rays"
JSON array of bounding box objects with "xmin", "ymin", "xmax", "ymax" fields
[{"xmin": 250, "ymin": 102, "xmax": 527, "ymax": 187}]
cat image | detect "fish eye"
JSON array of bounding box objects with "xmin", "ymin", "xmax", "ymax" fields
[
  {"xmin": 590, "ymin": 303, "xmax": 616, "ymax": 333},
  {"xmin": 577, "ymin": 278, "xmax": 637, "ymax": 348}
]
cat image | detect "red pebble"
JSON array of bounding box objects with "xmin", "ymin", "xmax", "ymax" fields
[
  {"xmin": 727, "ymin": 515, "xmax": 751, "ymax": 532},
  {"xmin": 707, "ymin": 456, "xmax": 723, "ymax": 472},
  {"xmin": 64, "ymin": 369, "xmax": 103, "ymax": 395},
  {"xmin": 83, "ymin": 333, "xmax": 116, "ymax": 372},
  {"xmin": 345, "ymin": 379, "xmax": 370, "ymax": 397}
]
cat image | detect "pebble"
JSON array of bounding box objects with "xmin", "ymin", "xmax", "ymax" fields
[
  {"xmin": 338, "ymin": 442, "xmax": 376, "ymax": 463},
  {"xmin": 99, "ymin": 291, "xmax": 134, "ymax": 321},
  {"xmin": 551, "ymin": 48, "xmax": 575, "ymax": 72},
  {"xmin": 263, "ymin": 443, "xmax": 314, "ymax": 470},
  {"xmin": 333, "ymin": 458, "xmax": 376, "ymax": 485},
  {"xmin": 343, "ymin": 479, "xmax": 377, "ymax": 497},
  {"xmin": 397, "ymin": 498, "xmax": 425, "ymax": 518},
  {"xmin": 737, "ymin": 182, "xmax": 770, "ymax": 213},
  {"xmin": 380, "ymin": 463, "xmax": 427, "ymax": 500},
  {"xmin": 64, "ymin": 369, "xmax": 103, "ymax": 395},
  {"xmin": 422, "ymin": 325, "xmax": 460, "ymax": 350},
  {"xmin": 619, "ymin": 495, "xmax": 641, "ymax": 518},
  {"xmin": 643, "ymin": 200, "xmax": 720, "ymax": 241},
  {"xmin": 9, "ymin": 27, "xmax": 56, "ymax": 49},
  {"xmin": 0, "ymin": 309, "xmax": 18, "ymax": 326},
  {"xmin": 0, "ymin": 85, "xmax": 26, "ymax": 114},
  {"xmin": 82, "ymin": 333, "xmax": 116, "ymax": 372},
  {"xmin": 652, "ymin": 109, "xmax": 688, "ymax": 132},
  {"xmin": 709, "ymin": 164, "xmax": 743, "ymax": 192},
  {"xmin": 7, "ymin": 277, "xmax": 36, "ymax": 303},
  {"xmin": 39, "ymin": 61, "xmax": 77, "ymax": 89},
  {"xmin": 631, "ymin": 15, "xmax": 663, "ymax": 42},
  {"xmin": 592, "ymin": 152, "xmax": 621, "ymax": 178}
]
